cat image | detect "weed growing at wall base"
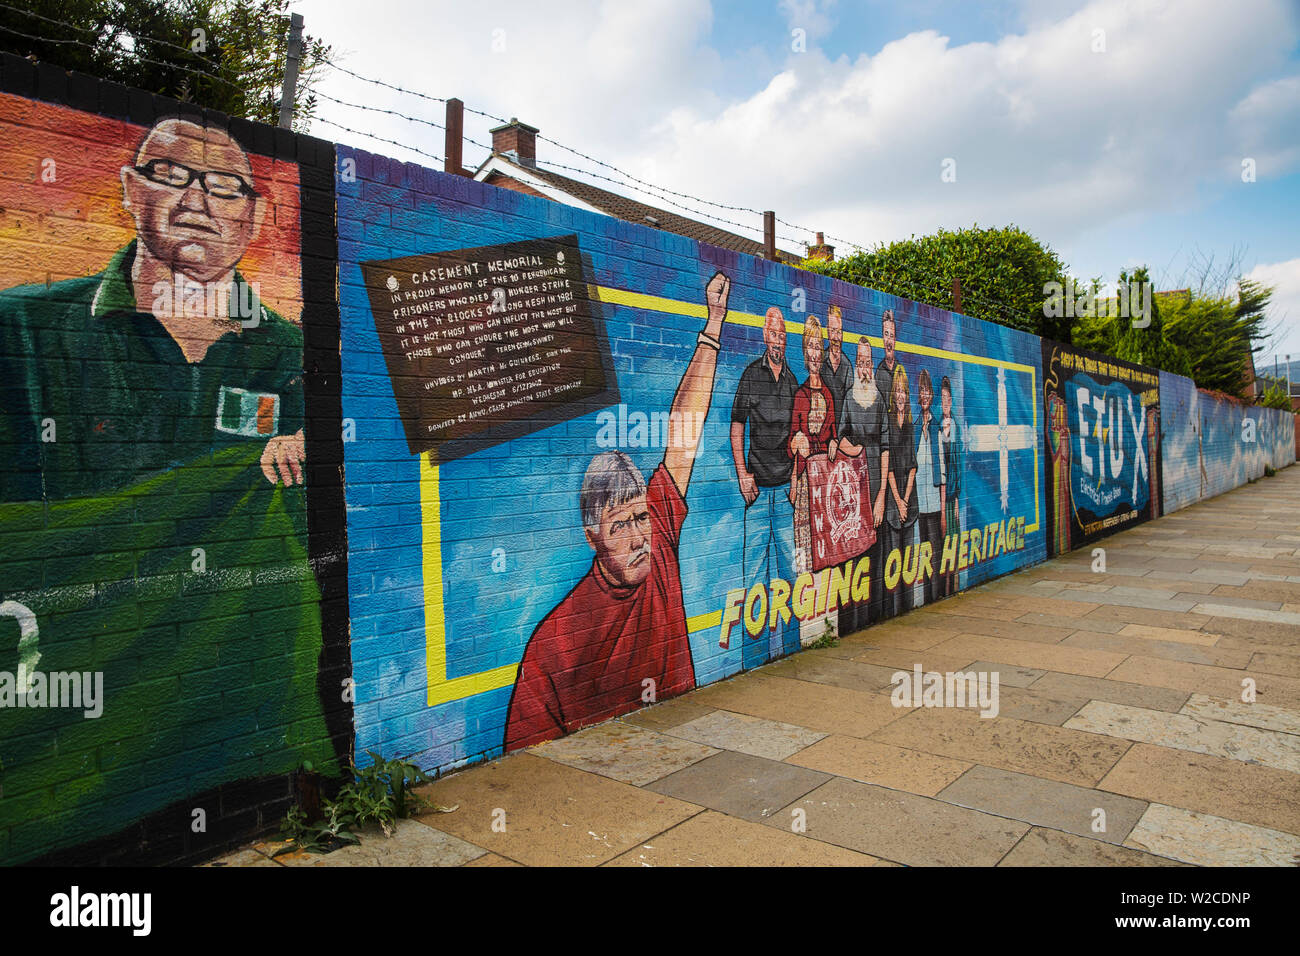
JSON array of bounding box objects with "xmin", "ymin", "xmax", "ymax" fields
[{"xmin": 277, "ymin": 753, "xmax": 458, "ymax": 854}]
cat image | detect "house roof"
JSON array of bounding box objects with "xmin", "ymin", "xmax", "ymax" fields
[{"xmin": 474, "ymin": 153, "xmax": 804, "ymax": 265}]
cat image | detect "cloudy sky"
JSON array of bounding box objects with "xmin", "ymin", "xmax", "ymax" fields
[{"xmin": 299, "ymin": 0, "xmax": 1300, "ymax": 367}]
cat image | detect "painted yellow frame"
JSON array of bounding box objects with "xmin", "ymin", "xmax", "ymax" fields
[{"xmin": 424, "ymin": 283, "xmax": 1041, "ymax": 704}]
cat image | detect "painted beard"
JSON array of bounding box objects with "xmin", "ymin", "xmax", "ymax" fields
[{"xmin": 852, "ymin": 375, "xmax": 879, "ymax": 409}]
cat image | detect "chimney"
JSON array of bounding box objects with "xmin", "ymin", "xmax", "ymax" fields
[
  {"xmin": 490, "ymin": 117, "xmax": 539, "ymax": 168},
  {"xmin": 807, "ymin": 231, "xmax": 835, "ymax": 262}
]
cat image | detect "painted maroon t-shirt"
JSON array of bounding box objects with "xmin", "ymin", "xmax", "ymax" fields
[{"xmin": 503, "ymin": 463, "xmax": 695, "ymax": 752}]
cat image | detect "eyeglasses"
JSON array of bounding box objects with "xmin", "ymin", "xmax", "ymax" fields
[{"xmin": 132, "ymin": 159, "xmax": 258, "ymax": 199}]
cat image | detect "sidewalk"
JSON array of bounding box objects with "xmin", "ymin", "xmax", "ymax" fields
[{"xmin": 210, "ymin": 465, "xmax": 1300, "ymax": 867}]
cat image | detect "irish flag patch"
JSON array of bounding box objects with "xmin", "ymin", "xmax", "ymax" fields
[{"xmin": 216, "ymin": 386, "xmax": 280, "ymax": 437}]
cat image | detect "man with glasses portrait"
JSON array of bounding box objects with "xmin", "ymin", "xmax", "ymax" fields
[{"xmin": 0, "ymin": 116, "xmax": 306, "ymax": 499}]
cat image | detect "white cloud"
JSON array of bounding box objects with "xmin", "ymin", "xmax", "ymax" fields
[
  {"xmin": 305, "ymin": 0, "xmax": 1300, "ymax": 268},
  {"xmin": 1247, "ymin": 257, "xmax": 1300, "ymax": 361}
]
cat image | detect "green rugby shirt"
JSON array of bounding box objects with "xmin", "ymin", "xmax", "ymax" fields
[{"xmin": 0, "ymin": 241, "xmax": 305, "ymax": 501}]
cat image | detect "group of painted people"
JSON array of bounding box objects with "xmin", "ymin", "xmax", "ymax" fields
[{"xmin": 731, "ymin": 306, "xmax": 964, "ymax": 654}]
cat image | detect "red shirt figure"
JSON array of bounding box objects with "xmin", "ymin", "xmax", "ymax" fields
[
  {"xmin": 504, "ymin": 464, "xmax": 693, "ymax": 750},
  {"xmin": 502, "ymin": 270, "xmax": 734, "ymax": 753}
]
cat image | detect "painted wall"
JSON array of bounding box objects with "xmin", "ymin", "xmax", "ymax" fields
[
  {"xmin": 1, "ymin": 58, "xmax": 1294, "ymax": 863},
  {"xmin": 336, "ymin": 146, "xmax": 1046, "ymax": 774},
  {"xmin": 1159, "ymin": 372, "xmax": 1296, "ymax": 513},
  {"xmin": 0, "ymin": 59, "xmax": 350, "ymax": 865},
  {"xmin": 1041, "ymin": 341, "xmax": 1163, "ymax": 556}
]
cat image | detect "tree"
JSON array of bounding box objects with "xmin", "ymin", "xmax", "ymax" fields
[
  {"xmin": 0, "ymin": 0, "xmax": 331, "ymax": 131},
  {"xmin": 800, "ymin": 224, "xmax": 1073, "ymax": 341}
]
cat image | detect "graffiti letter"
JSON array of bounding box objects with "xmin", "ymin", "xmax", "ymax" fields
[
  {"xmin": 1075, "ymin": 387, "xmax": 1093, "ymax": 474},
  {"xmin": 719, "ymin": 588, "xmax": 745, "ymax": 648},
  {"xmin": 1127, "ymin": 395, "xmax": 1147, "ymax": 500},
  {"xmin": 1107, "ymin": 396, "xmax": 1124, "ymax": 479}
]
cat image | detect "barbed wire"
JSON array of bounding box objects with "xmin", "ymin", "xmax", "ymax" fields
[
  {"xmin": 3, "ymin": 5, "xmax": 1049, "ymax": 325},
  {"xmin": 313, "ymin": 116, "xmax": 444, "ymax": 165}
]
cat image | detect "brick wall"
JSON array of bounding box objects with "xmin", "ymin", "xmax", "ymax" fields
[
  {"xmin": 335, "ymin": 145, "xmax": 1048, "ymax": 777},
  {"xmin": 1159, "ymin": 371, "xmax": 1297, "ymax": 514},
  {"xmin": 0, "ymin": 56, "xmax": 350, "ymax": 865},
  {"xmin": 1, "ymin": 59, "xmax": 1294, "ymax": 864}
]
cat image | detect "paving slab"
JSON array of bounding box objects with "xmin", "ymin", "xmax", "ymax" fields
[
  {"xmin": 770, "ymin": 777, "xmax": 1029, "ymax": 866},
  {"xmin": 1104, "ymin": 656, "xmax": 1300, "ymax": 710},
  {"xmin": 763, "ymin": 654, "xmax": 900, "ymax": 694},
  {"xmin": 1115, "ymin": 623, "xmax": 1220, "ymax": 647},
  {"xmin": 411, "ymin": 753, "xmax": 700, "ymax": 867},
  {"xmin": 1014, "ymin": 611, "xmax": 1126, "ymax": 634},
  {"xmin": 1248, "ymin": 651, "xmax": 1300, "ymax": 678},
  {"xmin": 964, "ymin": 660, "xmax": 1045, "ymax": 688},
  {"xmin": 1027, "ymin": 671, "xmax": 1189, "ymax": 713},
  {"xmin": 1084, "ymin": 604, "xmax": 1215, "ymax": 631},
  {"xmin": 604, "ymin": 809, "xmax": 877, "ymax": 867},
  {"xmin": 869, "ymin": 705, "xmax": 1131, "ymax": 787},
  {"xmin": 1097, "ymin": 743, "xmax": 1300, "ymax": 836},
  {"xmin": 618, "ymin": 697, "xmax": 718, "ymax": 732},
  {"xmin": 1124, "ymin": 804, "xmax": 1300, "ymax": 867},
  {"xmin": 1061, "ymin": 630, "xmax": 1252, "ymax": 668},
  {"xmin": 926, "ymin": 615, "xmax": 1079, "ymax": 644},
  {"xmin": 1194, "ymin": 615, "xmax": 1300, "ymax": 645},
  {"xmin": 785, "ymin": 735, "xmax": 972, "ymax": 796},
  {"xmin": 665, "ymin": 710, "xmax": 826, "ymax": 761},
  {"xmin": 981, "ymin": 686, "xmax": 1085, "ymax": 725},
  {"xmin": 529, "ymin": 720, "xmax": 719, "ymax": 786},
  {"xmin": 1065, "ymin": 700, "xmax": 1300, "ymax": 773},
  {"xmin": 462, "ymin": 852, "xmax": 522, "ymax": 866},
  {"xmin": 687, "ymin": 673, "xmax": 912, "ymax": 738},
  {"xmin": 1180, "ymin": 693, "xmax": 1300, "ymax": 735},
  {"xmin": 849, "ymin": 647, "xmax": 979, "ymax": 672},
  {"xmin": 850, "ymin": 623, "xmax": 956, "ymax": 649},
  {"xmin": 997, "ymin": 827, "xmax": 1186, "ymax": 867},
  {"xmin": 932, "ymin": 633, "xmax": 1126, "ymax": 678},
  {"xmin": 275, "ymin": 818, "xmax": 487, "ymax": 867},
  {"xmin": 936, "ymin": 765, "xmax": 1149, "ymax": 843},
  {"xmin": 646, "ymin": 750, "xmax": 831, "ymax": 823}
]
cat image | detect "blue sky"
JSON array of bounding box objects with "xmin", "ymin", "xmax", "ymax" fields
[{"xmin": 302, "ymin": 0, "xmax": 1300, "ymax": 363}]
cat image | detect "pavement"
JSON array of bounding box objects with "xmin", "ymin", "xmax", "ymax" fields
[{"xmin": 208, "ymin": 464, "xmax": 1300, "ymax": 867}]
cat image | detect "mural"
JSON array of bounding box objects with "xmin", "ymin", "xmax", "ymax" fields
[
  {"xmin": 3, "ymin": 65, "xmax": 1292, "ymax": 862},
  {"xmin": 337, "ymin": 147, "xmax": 1046, "ymax": 769},
  {"xmin": 0, "ymin": 94, "xmax": 339, "ymax": 862},
  {"xmin": 1159, "ymin": 371, "xmax": 1296, "ymax": 512},
  {"xmin": 1042, "ymin": 341, "xmax": 1162, "ymax": 555}
]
